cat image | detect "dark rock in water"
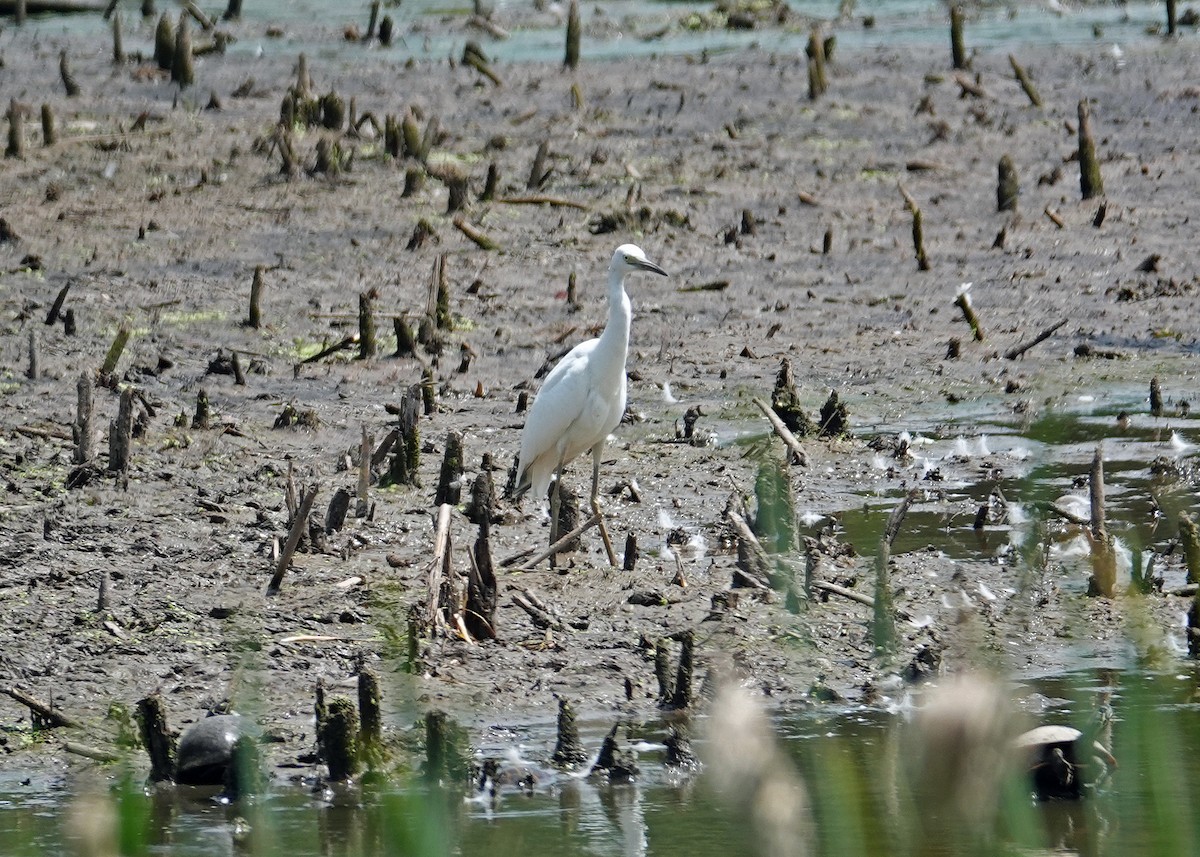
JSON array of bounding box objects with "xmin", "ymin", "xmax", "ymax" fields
[
  {"xmin": 1013, "ymin": 724, "xmax": 1116, "ymax": 801},
  {"xmin": 177, "ymin": 714, "xmax": 243, "ymax": 785}
]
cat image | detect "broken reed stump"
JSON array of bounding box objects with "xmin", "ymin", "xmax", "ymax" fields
[
  {"xmin": 192, "ymin": 388, "xmax": 211, "ymax": 429},
  {"xmin": 623, "ymin": 533, "xmax": 638, "ymax": 570},
  {"xmin": 481, "ymin": 162, "xmax": 500, "ymax": 201},
  {"xmin": 527, "ymin": 140, "xmax": 550, "ymax": 189},
  {"xmin": 108, "ymin": 386, "xmax": 135, "ymax": 478},
  {"xmin": 1077, "ymin": 99, "xmax": 1104, "ymax": 200},
  {"xmin": 358, "ymin": 291, "xmax": 376, "ymax": 359},
  {"xmin": 899, "ymin": 185, "xmax": 930, "ymax": 271},
  {"xmin": 323, "ymin": 696, "xmax": 359, "ymax": 782},
  {"xmin": 223, "ymin": 0, "xmax": 242, "ymax": 20},
  {"xmin": 806, "ymin": 26, "xmax": 827, "ymax": 100},
  {"xmin": 59, "ymin": 50, "xmax": 81, "ymax": 97},
  {"xmin": 997, "ymin": 155, "xmax": 1018, "ymax": 212},
  {"xmin": 137, "ymin": 694, "xmax": 176, "ymax": 783},
  {"xmin": 551, "ymin": 698, "xmax": 589, "ymax": 768},
  {"xmin": 357, "ymin": 424, "xmax": 373, "ymax": 517},
  {"xmin": 46, "ymin": 284, "xmax": 71, "ymax": 328},
  {"xmin": 326, "ymin": 487, "xmax": 351, "ymax": 533},
  {"xmin": 74, "ymin": 372, "xmax": 96, "ymax": 464},
  {"xmin": 564, "ymin": 0, "xmax": 580, "ymax": 69},
  {"xmin": 1190, "ymin": 594, "xmax": 1200, "ymax": 659},
  {"xmin": 365, "ymin": 0, "xmax": 380, "ymax": 38},
  {"xmin": 873, "ymin": 491, "xmax": 915, "ymax": 657},
  {"xmin": 817, "ymin": 390, "xmax": 850, "ymax": 439},
  {"xmin": 357, "ymin": 669, "xmax": 382, "ymax": 761},
  {"xmin": 430, "ymin": 253, "xmax": 452, "ymax": 330},
  {"xmin": 383, "ymin": 385, "xmax": 422, "ymax": 486},
  {"xmin": 954, "ymin": 286, "xmax": 985, "ymax": 341},
  {"xmin": 592, "ymin": 723, "xmax": 639, "ymax": 782},
  {"xmin": 154, "ymin": 12, "xmax": 174, "ymax": 70},
  {"xmin": 112, "ymin": 13, "xmax": 124, "ymax": 64},
  {"xmin": 25, "ymin": 330, "xmax": 38, "ymax": 380},
  {"xmin": 462, "ymin": 41, "xmax": 502, "ymax": 86},
  {"xmin": 466, "ymin": 524, "xmax": 498, "ymax": 640},
  {"xmin": 1167, "ymin": 0, "xmax": 1178, "ymax": 35},
  {"xmin": 100, "ymin": 325, "xmax": 131, "ymax": 378},
  {"xmin": 423, "ymin": 710, "xmax": 468, "ymax": 785},
  {"xmin": 771, "ymin": 357, "xmax": 814, "ymax": 437},
  {"xmin": 950, "ymin": 5, "xmax": 968, "ymax": 69},
  {"xmin": 41, "ymin": 103, "xmax": 55, "ymax": 147},
  {"xmin": 670, "ymin": 630, "xmax": 695, "ymax": 710},
  {"xmin": 379, "ymin": 14, "xmax": 395, "ymax": 46},
  {"xmin": 1150, "ymin": 376, "xmax": 1164, "ymax": 417},
  {"xmin": 464, "ymin": 453, "xmax": 498, "ymax": 528},
  {"xmin": 6, "ymin": 100, "xmax": 22, "ymax": 159},
  {"xmin": 393, "ymin": 315, "xmax": 417, "ymax": 357},
  {"xmin": 1088, "ymin": 445, "xmax": 1117, "ymax": 597},
  {"xmin": 247, "ymin": 265, "xmax": 265, "ymax": 328},
  {"xmin": 435, "ymin": 429, "xmax": 464, "ymax": 506},
  {"xmin": 1180, "ymin": 512, "xmax": 1200, "ymax": 585},
  {"xmin": 1008, "ymin": 54, "xmax": 1042, "ymax": 107}
]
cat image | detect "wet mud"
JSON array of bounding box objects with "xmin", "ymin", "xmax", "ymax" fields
[{"xmin": 1, "ymin": 14, "xmax": 1198, "ymax": 776}]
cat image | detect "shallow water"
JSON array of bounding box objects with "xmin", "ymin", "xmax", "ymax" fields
[
  {"xmin": 15, "ymin": 0, "xmax": 1178, "ymax": 64},
  {"xmin": 3, "ymin": 669, "xmax": 1199, "ymax": 856}
]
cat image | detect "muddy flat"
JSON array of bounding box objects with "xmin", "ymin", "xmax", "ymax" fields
[{"xmin": 1, "ymin": 13, "xmax": 1197, "ymax": 772}]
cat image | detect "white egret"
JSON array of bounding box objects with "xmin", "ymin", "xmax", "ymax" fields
[{"xmin": 514, "ymin": 243, "xmax": 668, "ymax": 565}]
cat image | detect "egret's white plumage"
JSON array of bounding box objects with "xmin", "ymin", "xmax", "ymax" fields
[{"xmin": 514, "ymin": 244, "xmax": 667, "ymax": 553}]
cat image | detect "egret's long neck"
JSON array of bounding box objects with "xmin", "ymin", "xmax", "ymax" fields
[{"xmin": 596, "ymin": 267, "xmax": 632, "ymax": 373}]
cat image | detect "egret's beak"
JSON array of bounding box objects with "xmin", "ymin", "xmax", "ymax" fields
[{"xmin": 634, "ymin": 257, "xmax": 669, "ymax": 277}]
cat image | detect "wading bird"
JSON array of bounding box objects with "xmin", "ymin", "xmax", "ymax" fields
[{"xmin": 514, "ymin": 243, "xmax": 668, "ymax": 565}]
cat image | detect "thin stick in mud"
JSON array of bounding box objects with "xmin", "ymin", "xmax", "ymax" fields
[
  {"xmin": 268, "ymin": 485, "xmax": 318, "ymax": 594},
  {"xmin": 1004, "ymin": 318, "xmax": 1067, "ymax": 359}
]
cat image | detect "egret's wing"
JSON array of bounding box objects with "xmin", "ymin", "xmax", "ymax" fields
[{"xmin": 516, "ymin": 341, "xmax": 597, "ymax": 488}]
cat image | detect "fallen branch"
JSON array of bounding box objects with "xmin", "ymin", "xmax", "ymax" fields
[
  {"xmin": 812, "ymin": 580, "xmax": 913, "ymax": 621},
  {"xmin": 1004, "ymin": 318, "xmax": 1068, "ymax": 360},
  {"xmin": 752, "ymin": 397, "xmax": 808, "ymax": 466},
  {"xmin": 496, "ymin": 194, "xmax": 589, "ymax": 210},
  {"xmin": 452, "ymin": 215, "xmax": 500, "ymax": 250},
  {"xmin": 511, "ymin": 588, "xmax": 566, "ymax": 630},
  {"xmin": 2, "ymin": 686, "xmax": 80, "ymax": 729},
  {"xmin": 63, "ymin": 741, "xmax": 120, "ymax": 762},
  {"xmin": 509, "ymin": 513, "xmax": 602, "ymax": 570}
]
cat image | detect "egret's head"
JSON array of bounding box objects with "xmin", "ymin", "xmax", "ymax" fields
[{"xmin": 613, "ymin": 243, "xmax": 668, "ymax": 278}]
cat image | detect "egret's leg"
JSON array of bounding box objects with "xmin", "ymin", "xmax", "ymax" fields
[
  {"xmin": 548, "ymin": 461, "xmax": 565, "ymax": 569},
  {"xmin": 590, "ymin": 442, "xmax": 618, "ymax": 568}
]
